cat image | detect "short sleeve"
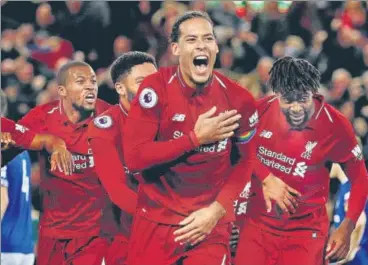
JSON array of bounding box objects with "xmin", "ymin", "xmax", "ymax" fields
[
  {"xmin": 233, "ymin": 89, "xmax": 258, "ymax": 144},
  {"xmin": 1, "ymin": 166, "xmax": 8, "ymax": 187},
  {"xmin": 88, "ymin": 114, "xmax": 118, "ymax": 142},
  {"xmin": 17, "ymin": 107, "xmax": 45, "ymax": 133},
  {"xmin": 127, "ymin": 72, "xmax": 166, "ymax": 124},
  {"xmin": 329, "ymin": 115, "xmax": 361, "ymax": 163},
  {"xmin": 2, "ymin": 117, "xmax": 35, "ymax": 149}
]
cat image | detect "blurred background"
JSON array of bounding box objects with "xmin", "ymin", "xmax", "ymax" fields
[{"xmin": 1, "ymin": 0, "xmax": 368, "ymax": 258}]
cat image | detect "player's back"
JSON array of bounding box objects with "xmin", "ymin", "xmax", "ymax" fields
[{"xmin": 1, "ymin": 151, "xmax": 33, "ymax": 254}]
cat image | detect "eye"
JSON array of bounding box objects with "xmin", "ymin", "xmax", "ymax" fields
[
  {"xmin": 205, "ymin": 36, "xmax": 214, "ymax": 41},
  {"xmin": 186, "ymin": 38, "xmax": 196, "ymax": 43},
  {"xmin": 91, "ymin": 79, "xmax": 97, "ymax": 84}
]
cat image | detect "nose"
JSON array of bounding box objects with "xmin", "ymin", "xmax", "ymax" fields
[
  {"xmin": 196, "ymin": 39, "xmax": 206, "ymax": 50},
  {"xmin": 290, "ymin": 102, "xmax": 302, "ymax": 113}
]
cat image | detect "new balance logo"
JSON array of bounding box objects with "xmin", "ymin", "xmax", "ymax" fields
[
  {"xmin": 260, "ymin": 130, "xmax": 273, "ymax": 139},
  {"xmin": 293, "ymin": 162, "xmax": 308, "ymax": 178},
  {"xmin": 351, "ymin": 145, "xmax": 363, "ymax": 161},
  {"xmin": 15, "ymin": 124, "xmax": 27, "ymax": 133},
  {"xmin": 172, "ymin": 114, "xmax": 186, "ymax": 122},
  {"xmin": 249, "ymin": 111, "xmax": 259, "ymax": 128}
]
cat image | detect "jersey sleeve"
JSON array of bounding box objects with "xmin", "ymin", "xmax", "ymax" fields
[
  {"xmin": 233, "ymin": 89, "xmax": 259, "ymax": 141},
  {"xmin": 88, "ymin": 114, "xmax": 117, "ymax": 141},
  {"xmin": 17, "ymin": 107, "xmax": 46, "ymax": 133},
  {"xmin": 89, "ymin": 137, "xmax": 137, "ymax": 215},
  {"xmin": 123, "ymin": 72, "xmax": 199, "ymax": 172},
  {"xmin": 216, "ymin": 81, "xmax": 259, "ymax": 216},
  {"xmin": 1, "ymin": 166, "xmax": 8, "ymax": 187},
  {"xmin": 329, "ymin": 114, "xmax": 368, "ymax": 224},
  {"xmin": 1, "ymin": 117, "xmax": 36, "ymax": 149}
]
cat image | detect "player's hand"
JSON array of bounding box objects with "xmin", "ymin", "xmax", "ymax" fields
[
  {"xmin": 326, "ymin": 218, "xmax": 355, "ymax": 262},
  {"xmin": 1, "ymin": 132, "xmax": 15, "ymax": 150},
  {"xmin": 194, "ymin": 106, "xmax": 241, "ymax": 145},
  {"xmin": 50, "ymin": 146, "xmax": 73, "ymax": 176},
  {"xmin": 262, "ymin": 174, "xmax": 301, "ymax": 215},
  {"xmin": 173, "ymin": 201, "xmax": 226, "ymax": 246}
]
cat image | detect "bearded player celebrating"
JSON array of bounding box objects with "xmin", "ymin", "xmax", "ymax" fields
[
  {"xmin": 235, "ymin": 56, "xmax": 368, "ymax": 265},
  {"xmin": 17, "ymin": 61, "xmax": 111, "ymax": 265},
  {"xmin": 123, "ymin": 11, "xmax": 300, "ymax": 265}
]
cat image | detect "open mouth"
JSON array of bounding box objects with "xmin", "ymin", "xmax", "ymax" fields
[
  {"xmin": 290, "ymin": 114, "xmax": 305, "ymax": 124},
  {"xmin": 193, "ymin": 55, "xmax": 209, "ymax": 74},
  {"xmin": 85, "ymin": 93, "xmax": 96, "ymax": 103}
]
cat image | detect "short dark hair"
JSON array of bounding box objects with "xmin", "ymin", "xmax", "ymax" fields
[
  {"xmin": 110, "ymin": 51, "xmax": 157, "ymax": 84},
  {"xmin": 268, "ymin": 56, "xmax": 321, "ymax": 96},
  {"xmin": 170, "ymin": 11, "xmax": 214, "ymax": 43},
  {"xmin": 56, "ymin": 61, "xmax": 92, "ymax": 86}
]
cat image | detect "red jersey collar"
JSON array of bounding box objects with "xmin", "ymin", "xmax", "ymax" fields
[
  {"xmin": 307, "ymin": 94, "xmax": 326, "ymax": 128},
  {"xmin": 176, "ymin": 66, "xmax": 215, "ymax": 98},
  {"xmin": 119, "ymin": 102, "xmax": 129, "ymax": 116},
  {"xmin": 58, "ymin": 100, "xmax": 96, "ymax": 128}
]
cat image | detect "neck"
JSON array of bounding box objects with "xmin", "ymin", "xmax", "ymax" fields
[
  {"xmin": 120, "ymin": 97, "xmax": 130, "ymax": 111},
  {"xmin": 179, "ymin": 66, "xmax": 210, "ymax": 91},
  {"xmin": 62, "ymin": 100, "xmax": 92, "ymax": 124}
]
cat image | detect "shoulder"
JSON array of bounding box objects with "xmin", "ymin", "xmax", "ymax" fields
[
  {"xmin": 95, "ymin": 99, "xmax": 112, "ymax": 114},
  {"xmin": 32, "ymin": 100, "xmax": 60, "ymax": 117},
  {"xmin": 214, "ymin": 71, "xmax": 256, "ymax": 108},
  {"xmin": 134, "ymin": 69, "xmax": 170, "ymax": 110},
  {"xmin": 19, "ymin": 100, "xmax": 59, "ymax": 126},
  {"xmin": 257, "ymin": 95, "xmax": 279, "ymax": 118},
  {"xmin": 88, "ymin": 105, "xmax": 120, "ymax": 140},
  {"xmin": 320, "ymin": 103, "xmax": 352, "ymax": 130},
  {"xmin": 320, "ymin": 103, "xmax": 356, "ymax": 142}
]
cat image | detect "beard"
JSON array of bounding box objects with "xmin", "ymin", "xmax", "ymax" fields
[
  {"xmin": 127, "ymin": 91, "xmax": 135, "ymax": 102},
  {"xmin": 72, "ymin": 102, "xmax": 95, "ymax": 121}
]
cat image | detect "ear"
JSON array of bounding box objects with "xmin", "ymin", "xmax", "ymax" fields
[
  {"xmin": 215, "ymin": 42, "xmax": 219, "ymax": 55},
  {"xmin": 58, "ymin": 85, "xmax": 67, "ymax": 97},
  {"xmin": 171, "ymin": 42, "xmax": 180, "ymax": 56},
  {"xmin": 115, "ymin": 82, "xmax": 127, "ymax": 98}
]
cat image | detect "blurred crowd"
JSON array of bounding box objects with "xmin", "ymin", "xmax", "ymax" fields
[{"xmin": 1, "ymin": 0, "xmax": 368, "ymax": 212}]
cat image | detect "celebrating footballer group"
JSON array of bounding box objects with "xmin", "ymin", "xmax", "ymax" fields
[{"xmin": 1, "ymin": 10, "xmax": 367, "ymax": 265}]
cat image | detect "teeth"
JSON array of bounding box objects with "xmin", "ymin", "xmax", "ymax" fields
[{"xmin": 195, "ymin": 56, "xmax": 208, "ymax": 60}]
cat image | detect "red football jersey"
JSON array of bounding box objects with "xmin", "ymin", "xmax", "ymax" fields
[
  {"xmin": 18, "ymin": 99, "xmax": 111, "ymax": 238},
  {"xmin": 233, "ymin": 181, "xmax": 252, "ymax": 229},
  {"xmin": 1, "ymin": 117, "xmax": 35, "ymax": 149},
  {"xmin": 247, "ymin": 95, "xmax": 368, "ymax": 237},
  {"xmin": 124, "ymin": 66, "xmax": 258, "ymax": 224},
  {"xmin": 88, "ymin": 103, "xmax": 138, "ymax": 239}
]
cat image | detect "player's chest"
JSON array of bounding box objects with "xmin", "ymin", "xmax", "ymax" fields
[
  {"xmin": 256, "ymin": 117, "xmax": 333, "ymax": 178},
  {"xmin": 159, "ymin": 88, "xmax": 231, "ymax": 140},
  {"xmin": 45, "ymin": 123, "xmax": 95, "ymax": 174}
]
